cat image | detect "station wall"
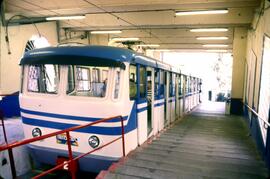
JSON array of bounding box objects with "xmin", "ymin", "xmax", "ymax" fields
[{"xmin": 0, "ymin": 21, "xmax": 57, "ymax": 94}]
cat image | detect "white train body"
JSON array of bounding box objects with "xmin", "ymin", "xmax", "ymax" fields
[{"xmin": 19, "ymin": 46, "xmax": 201, "ymax": 172}]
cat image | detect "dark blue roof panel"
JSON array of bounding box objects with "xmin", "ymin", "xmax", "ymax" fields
[{"xmin": 20, "ymin": 45, "xmax": 174, "ymax": 71}]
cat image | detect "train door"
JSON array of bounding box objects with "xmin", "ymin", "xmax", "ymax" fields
[
  {"xmin": 136, "ymin": 65, "xmax": 148, "ymax": 145},
  {"xmin": 169, "ymin": 73, "xmax": 176, "ymax": 123},
  {"xmin": 164, "ymin": 71, "xmax": 169, "ymax": 126},
  {"xmin": 179, "ymin": 74, "xmax": 184, "ymax": 117},
  {"xmin": 147, "ymin": 67, "xmax": 154, "ymax": 136},
  {"xmin": 175, "ymin": 74, "xmax": 179, "ymax": 120},
  {"xmin": 159, "ymin": 70, "xmax": 165, "ymax": 131},
  {"xmin": 153, "ymin": 69, "xmax": 160, "ymax": 135},
  {"xmin": 183, "ymin": 75, "xmax": 187, "ymax": 113}
]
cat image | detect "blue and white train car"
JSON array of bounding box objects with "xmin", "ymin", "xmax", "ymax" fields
[{"xmin": 19, "ymin": 45, "xmax": 201, "ymax": 172}]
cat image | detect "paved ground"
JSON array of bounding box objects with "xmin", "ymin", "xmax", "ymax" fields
[{"xmin": 102, "ymin": 103, "xmax": 269, "ymax": 179}]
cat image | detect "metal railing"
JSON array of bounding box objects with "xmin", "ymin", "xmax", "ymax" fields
[
  {"xmin": 0, "ymin": 115, "xmax": 126, "ymax": 179},
  {"xmin": 244, "ymin": 103, "xmax": 270, "ymax": 128}
]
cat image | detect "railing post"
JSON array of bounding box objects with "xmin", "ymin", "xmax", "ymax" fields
[
  {"xmin": 66, "ymin": 131, "xmax": 76, "ymax": 179},
  {"xmin": 0, "ymin": 109, "xmax": 16, "ymax": 178},
  {"xmin": 120, "ymin": 116, "xmax": 126, "ymax": 157}
]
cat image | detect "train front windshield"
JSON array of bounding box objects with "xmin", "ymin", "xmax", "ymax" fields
[{"xmin": 24, "ymin": 64, "xmax": 121, "ymax": 99}]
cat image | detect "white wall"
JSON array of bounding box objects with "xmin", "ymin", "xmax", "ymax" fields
[
  {"xmin": 0, "ymin": 22, "xmax": 57, "ymax": 94},
  {"xmin": 231, "ymin": 27, "xmax": 248, "ymax": 99},
  {"xmin": 244, "ymin": 0, "xmax": 270, "ymax": 110}
]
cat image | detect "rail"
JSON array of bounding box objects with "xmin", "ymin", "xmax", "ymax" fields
[
  {"xmin": 244, "ymin": 103, "xmax": 270, "ymax": 128},
  {"xmin": 0, "ymin": 115, "xmax": 126, "ymax": 179}
]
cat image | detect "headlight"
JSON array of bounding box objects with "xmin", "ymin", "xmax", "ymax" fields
[
  {"xmin": 32, "ymin": 128, "xmax": 42, "ymax": 137},
  {"xmin": 88, "ymin": 135, "xmax": 100, "ymax": 148}
]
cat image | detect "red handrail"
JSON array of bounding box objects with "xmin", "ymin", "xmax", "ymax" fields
[{"xmin": 0, "ymin": 115, "xmax": 126, "ymax": 179}]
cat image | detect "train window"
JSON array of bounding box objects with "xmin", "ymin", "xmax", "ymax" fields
[
  {"xmin": 77, "ymin": 67, "xmax": 91, "ymax": 91},
  {"xmin": 178, "ymin": 75, "xmax": 182, "ymax": 96},
  {"xmin": 20, "ymin": 66, "xmax": 25, "ymax": 93},
  {"xmin": 169, "ymin": 73, "xmax": 175, "ymax": 97},
  {"xmin": 67, "ymin": 66, "xmax": 109, "ymax": 97},
  {"xmin": 102, "ymin": 70, "xmax": 108, "ymax": 82},
  {"xmin": 114, "ymin": 69, "xmax": 121, "ymax": 99},
  {"xmin": 139, "ymin": 66, "xmax": 146, "ymax": 98},
  {"xmin": 160, "ymin": 71, "xmax": 164, "ymax": 97},
  {"xmin": 169, "ymin": 73, "xmax": 172, "ymax": 97},
  {"xmin": 181, "ymin": 75, "xmax": 184, "ymax": 95},
  {"xmin": 154, "ymin": 69, "xmax": 159, "ymax": 97},
  {"xmin": 186, "ymin": 77, "xmax": 189, "ymax": 94},
  {"xmin": 129, "ymin": 65, "xmax": 137, "ymax": 99},
  {"xmin": 67, "ymin": 65, "xmax": 75, "ymax": 94},
  {"xmin": 190, "ymin": 78, "xmax": 192, "ymax": 93},
  {"xmin": 27, "ymin": 64, "xmax": 59, "ymax": 94},
  {"xmin": 92, "ymin": 68, "xmax": 100, "ymax": 83}
]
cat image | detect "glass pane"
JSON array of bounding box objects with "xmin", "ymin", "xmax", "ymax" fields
[
  {"xmin": 114, "ymin": 70, "xmax": 120, "ymax": 99},
  {"xmin": 67, "ymin": 66, "xmax": 109, "ymax": 97},
  {"xmin": 28, "ymin": 65, "xmax": 40, "ymax": 92},
  {"xmin": 140, "ymin": 66, "xmax": 146, "ymax": 98},
  {"xmin": 77, "ymin": 67, "xmax": 91, "ymax": 91},
  {"xmin": 129, "ymin": 65, "xmax": 137, "ymax": 99},
  {"xmin": 172, "ymin": 73, "xmax": 176, "ymax": 96},
  {"xmin": 178, "ymin": 75, "xmax": 182, "ymax": 95},
  {"xmin": 27, "ymin": 64, "xmax": 59, "ymax": 94},
  {"xmin": 160, "ymin": 71, "xmax": 164, "ymax": 97},
  {"xmin": 154, "ymin": 69, "xmax": 159, "ymax": 97},
  {"xmin": 67, "ymin": 66, "xmax": 75, "ymax": 94}
]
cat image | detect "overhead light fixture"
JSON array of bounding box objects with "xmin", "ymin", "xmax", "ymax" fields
[
  {"xmin": 203, "ymin": 44, "xmax": 229, "ymax": 48},
  {"xmin": 46, "ymin": 15, "xmax": 85, "ymax": 21},
  {"xmin": 91, "ymin": 30, "xmax": 122, "ymax": 34},
  {"xmin": 206, "ymin": 49, "xmax": 228, "ymax": 53},
  {"xmin": 111, "ymin": 37, "xmax": 140, "ymax": 42},
  {"xmin": 137, "ymin": 44, "xmax": 160, "ymax": 47},
  {"xmin": 190, "ymin": 28, "xmax": 228, "ymax": 32},
  {"xmin": 197, "ymin": 37, "xmax": 228, "ymax": 40},
  {"xmin": 176, "ymin": 9, "xmax": 228, "ymax": 16}
]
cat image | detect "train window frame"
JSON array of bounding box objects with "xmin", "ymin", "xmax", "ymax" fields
[{"xmin": 27, "ymin": 64, "xmax": 60, "ymax": 95}]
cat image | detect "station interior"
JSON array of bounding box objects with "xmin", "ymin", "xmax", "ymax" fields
[{"xmin": 0, "ymin": 0, "xmax": 270, "ymax": 178}]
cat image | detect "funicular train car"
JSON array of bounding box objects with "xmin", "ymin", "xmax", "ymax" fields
[{"xmin": 19, "ymin": 45, "xmax": 201, "ymax": 172}]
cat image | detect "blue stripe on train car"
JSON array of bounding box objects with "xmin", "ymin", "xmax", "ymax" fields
[
  {"xmin": 136, "ymin": 99, "xmax": 148, "ymax": 113},
  {"xmin": 22, "ymin": 103, "xmax": 137, "ymax": 135},
  {"xmin": 137, "ymin": 106, "xmax": 147, "ymax": 113},
  {"xmin": 154, "ymin": 102, "xmax": 165, "ymax": 107},
  {"xmin": 21, "ymin": 108, "xmax": 128, "ymax": 123}
]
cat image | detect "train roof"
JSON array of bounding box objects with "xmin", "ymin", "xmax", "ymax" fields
[{"xmin": 20, "ymin": 45, "xmax": 170, "ymax": 71}]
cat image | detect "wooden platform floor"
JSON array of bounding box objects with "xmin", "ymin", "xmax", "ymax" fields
[{"xmin": 102, "ymin": 103, "xmax": 269, "ymax": 179}]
